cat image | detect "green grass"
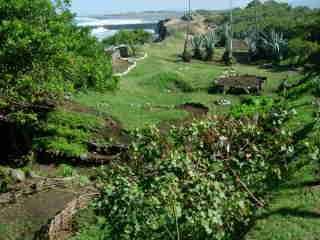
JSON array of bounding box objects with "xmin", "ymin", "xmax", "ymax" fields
[
  {"xmin": 245, "ymin": 163, "xmax": 320, "ymax": 240},
  {"xmin": 73, "ymin": 36, "xmax": 302, "ymax": 130}
]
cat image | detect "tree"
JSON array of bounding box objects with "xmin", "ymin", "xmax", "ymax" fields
[
  {"xmin": 182, "ymin": 0, "xmax": 192, "ymax": 62},
  {"xmin": 0, "ymin": 0, "xmax": 117, "ymax": 162}
]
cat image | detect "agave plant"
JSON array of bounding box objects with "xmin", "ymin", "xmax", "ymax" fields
[
  {"xmin": 261, "ymin": 30, "xmax": 288, "ymax": 62},
  {"xmin": 244, "ymin": 28, "xmax": 258, "ymax": 59},
  {"xmin": 202, "ymin": 31, "xmax": 217, "ymax": 61},
  {"xmin": 223, "ymin": 23, "xmax": 234, "ymax": 65},
  {"xmin": 191, "ymin": 35, "xmax": 203, "ymax": 60}
]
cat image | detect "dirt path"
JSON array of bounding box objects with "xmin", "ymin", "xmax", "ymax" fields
[{"xmin": 0, "ymin": 189, "xmax": 77, "ymax": 240}]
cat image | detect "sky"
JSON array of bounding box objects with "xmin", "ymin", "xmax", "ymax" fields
[{"xmin": 71, "ymin": 0, "xmax": 318, "ymax": 15}]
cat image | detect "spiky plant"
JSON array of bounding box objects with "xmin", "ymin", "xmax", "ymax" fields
[
  {"xmin": 261, "ymin": 30, "xmax": 288, "ymax": 62},
  {"xmin": 223, "ymin": 24, "xmax": 235, "ymax": 65},
  {"xmin": 191, "ymin": 35, "xmax": 203, "ymax": 60},
  {"xmin": 202, "ymin": 31, "xmax": 217, "ymax": 61}
]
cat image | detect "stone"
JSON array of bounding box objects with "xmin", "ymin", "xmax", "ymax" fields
[
  {"xmin": 215, "ymin": 99, "xmax": 232, "ymax": 106},
  {"xmin": 10, "ymin": 169, "xmax": 26, "ymax": 182},
  {"xmin": 26, "ymin": 170, "xmax": 40, "ymax": 179},
  {"xmin": 80, "ymin": 154, "xmax": 89, "ymax": 161}
]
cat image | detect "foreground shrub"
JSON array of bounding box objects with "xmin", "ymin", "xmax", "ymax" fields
[{"xmin": 85, "ymin": 111, "xmax": 295, "ymax": 240}]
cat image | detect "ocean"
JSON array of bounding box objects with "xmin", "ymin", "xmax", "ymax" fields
[{"xmin": 75, "ymin": 12, "xmax": 183, "ymax": 40}]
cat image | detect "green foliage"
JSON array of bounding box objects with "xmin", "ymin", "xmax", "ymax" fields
[
  {"xmin": 34, "ymin": 109, "xmax": 106, "ymax": 159},
  {"xmin": 103, "ymin": 29, "xmax": 152, "ymax": 56},
  {"xmin": 77, "ymin": 111, "xmax": 296, "ymax": 240},
  {"xmin": 202, "ymin": 32, "xmax": 218, "ymax": 61},
  {"xmin": 0, "ymin": 0, "xmax": 117, "ymax": 165},
  {"xmin": 191, "ymin": 32, "xmax": 218, "ymax": 61},
  {"xmin": 245, "ymin": 29, "xmax": 288, "ymax": 62},
  {"xmin": 230, "ymin": 96, "xmax": 275, "ymax": 118},
  {"xmin": 191, "ymin": 35, "xmax": 203, "ymax": 60},
  {"xmin": 57, "ymin": 164, "xmax": 77, "ymax": 177},
  {"xmin": 0, "ymin": 167, "xmax": 11, "ymax": 193},
  {"xmin": 226, "ymin": 1, "xmax": 319, "ymax": 40},
  {"xmin": 261, "ymin": 30, "xmax": 288, "ymax": 62},
  {"xmin": 288, "ymin": 38, "xmax": 320, "ymax": 66}
]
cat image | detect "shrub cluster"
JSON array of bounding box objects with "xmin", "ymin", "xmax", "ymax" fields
[
  {"xmin": 81, "ymin": 109, "xmax": 296, "ymax": 240},
  {"xmin": 0, "ymin": 0, "xmax": 117, "ymax": 124}
]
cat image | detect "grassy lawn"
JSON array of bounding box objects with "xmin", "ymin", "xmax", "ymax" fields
[
  {"xmin": 73, "ymin": 36, "xmax": 304, "ymax": 130},
  {"xmin": 245, "ymin": 163, "xmax": 320, "ymax": 240}
]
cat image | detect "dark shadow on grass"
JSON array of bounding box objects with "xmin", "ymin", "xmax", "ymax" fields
[
  {"xmin": 233, "ymin": 51, "xmax": 250, "ymax": 65},
  {"xmin": 261, "ymin": 64, "xmax": 299, "ymax": 73},
  {"xmin": 293, "ymin": 121, "xmax": 316, "ymax": 143},
  {"xmin": 257, "ymin": 207, "xmax": 320, "ymax": 220}
]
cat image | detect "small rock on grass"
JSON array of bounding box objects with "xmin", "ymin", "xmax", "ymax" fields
[{"xmin": 10, "ymin": 169, "xmax": 26, "ymax": 182}]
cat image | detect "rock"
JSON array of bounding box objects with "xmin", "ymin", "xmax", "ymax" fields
[
  {"xmin": 215, "ymin": 99, "xmax": 232, "ymax": 106},
  {"xmin": 80, "ymin": 154, "xmax": 89, "ymax": 161},
  {"xmin": 26, "ymin": 170, "xmax": 40, "ymax": 179},
  {"xmin": 10, "ymin": 169, "xmax": 26, "ymax": 182}
]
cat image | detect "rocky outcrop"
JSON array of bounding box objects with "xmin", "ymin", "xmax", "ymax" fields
[{"xmin": 34, "ymin": 190, "xmax": 99, "ymax": 240}]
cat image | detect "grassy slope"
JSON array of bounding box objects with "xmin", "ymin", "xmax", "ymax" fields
[
  {"xmin": 245, "ymin": 164, "xmax": 320, "ymax": 240},
  {"xmin": 245, "ymin": 87, "xmax": 319, "ymax": 239},
  {"xmin": 73, "ymin": 36, "xmax": 299, "ymax": 130}
]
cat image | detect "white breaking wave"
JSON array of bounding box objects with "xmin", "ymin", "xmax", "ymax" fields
[
  {"xmin": 76, "ymin": 18, "xmax": 145, "ymax": 27},
  {"xmin": 91, "ymin": 27, "xmax": 117, "ymax": 40}
]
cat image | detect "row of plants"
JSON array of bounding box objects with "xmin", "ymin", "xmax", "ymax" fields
[
  {"xmin": 191, "ymin": 32, "xmax": 218, "ymax": 61},
  {"xmin": 244, "ymin": 29, "xmax": 288, "ymax": 63},
  {"xmin": 71, "ymin": 105, "xmax": 300, "ymax": 239}
]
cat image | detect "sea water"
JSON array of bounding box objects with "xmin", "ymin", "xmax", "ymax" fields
[
  {"xmin": 75, "ymin": 15, "xmax": 155, "ymax": 40},
  {"xmin": 75, "ymin": 12, "xmax": 183, "ymax": 40}
]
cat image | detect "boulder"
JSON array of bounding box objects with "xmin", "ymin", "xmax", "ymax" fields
[{"xmin": 10, "ymin": 169, "xmax": 26, "ymax": 182}]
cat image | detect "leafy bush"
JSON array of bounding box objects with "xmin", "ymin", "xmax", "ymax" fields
[
  {"xmin": 34, "ymin": 109, "xmax": 106, "ymax": 159},
  {"xmin": 231, "ymin": 96, "xmax": 275, "ymax": 118},
  {"xmin": 202, "ymin": 32, "xmax": 218, "ymax": 61},
  {"xmin": 75, "ymin": 111, "xmax": 296, "ymax": 240},
  {"xmin": 0, "ymin": 167, "xmax": 11, "ymax": 193},
  {"xmin": 0, "ymin": 0, "xmax": 117, "ymax": 165},
  {"xmin": 288, "ymin": 38, "xmax": 319, "ymax": 66},
  {"xmin": 261, "ymin": 30, "xmax": 288, "ymax": 62},
  {"xmin": 0, "ymin": 0, "xmax": 116, "ymax": 115},
  {"xmin": 191, "ymin": 35, "xmax": 203, "ymax": 60},
  {"xmin": 102, "ymin": 29, "xmax": 152, "ymax": 56},
  {"xmin": 57, "ymin": 164, "xmax": 77, "ymax": 177},
  {"xmin": 191, "ymin": 32, "xmax": 218, "ymax": 61}
]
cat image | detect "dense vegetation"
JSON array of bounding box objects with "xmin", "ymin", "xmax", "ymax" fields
[
  {"xmin": 72, "ymin": 108, "xmax": 298, "ymax": 239},
  {"xmin": 0, "ymin": 0, "xmax": 116, "ymax": 165}
]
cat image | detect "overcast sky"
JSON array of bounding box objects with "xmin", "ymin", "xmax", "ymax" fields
[{"xmin": 71, "ymin": 0, "xmax": 318, "ymax": 15}]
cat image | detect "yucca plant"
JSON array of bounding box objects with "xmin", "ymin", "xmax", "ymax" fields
[
  {"xmin": 202, "ymin": 31, "xmax": 217, "ymax": 61},
  {"xmin": 261, "ymin": 30, "xmax": 288, "ymax": 62},
  {"xmin": 191, "ymin": 35, "xmax": 203, "ymax": 60},
  {"xmin": 223, "ymin": 24, "xmax": 235, "ymax": 65},
  {"xmin": 245, "ymin": 28, "xmax": 259, "ymax": 60}
]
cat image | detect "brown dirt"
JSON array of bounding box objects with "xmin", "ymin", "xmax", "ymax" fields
[
  {"xmin": 215, "ymin": 75, "xmax": 267, "ymax": 94},
  {"xmin": 112, "ymin": 58, "xmax": 132, "ymax": 74},
  {"xmin": 0, "ymin": 189, "xmax": 76, "ymax": 240},
  {"xmin": 177, "ymin": 102, "xmax": 209, "ymax": 117},
  {"xmin": 166, "ymin": 15, "xmax": 209, "ymax": 35}
]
